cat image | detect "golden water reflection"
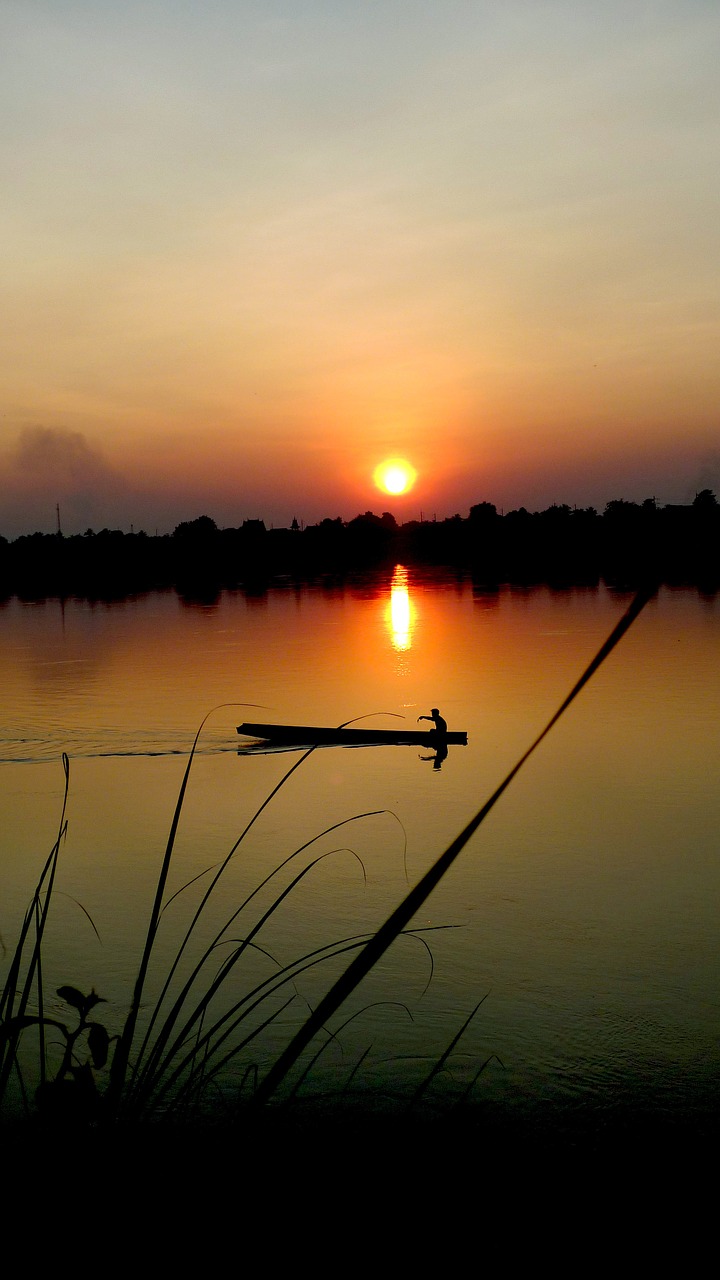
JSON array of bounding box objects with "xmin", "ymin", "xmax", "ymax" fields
[{"xmin": 387, "ymin": 565, "xmax": 415, "ymax": 652}]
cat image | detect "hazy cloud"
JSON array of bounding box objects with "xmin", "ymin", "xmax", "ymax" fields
[
  {"xmin": 1, "ymin": 426, "xmax": 125, "ymax": 536},
  {"xmin": 13, "ymin": 426, "xmax": 112, "ymax": 483}
]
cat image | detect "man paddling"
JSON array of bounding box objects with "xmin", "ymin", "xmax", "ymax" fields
[{"xmin": 417, "ymin": 707, "xmax": 447, "ymax": 735}]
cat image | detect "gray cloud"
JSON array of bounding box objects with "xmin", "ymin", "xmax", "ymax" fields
[
  {"xmin": 1, "ymin": 426, "xmax": 128, "ymax": 536},
  {"xmin": 12, "ymin": 426, "xmax": 112, "ymax": 484}
]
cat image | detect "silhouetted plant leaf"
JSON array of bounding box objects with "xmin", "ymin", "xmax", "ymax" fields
[
  {"xmin": 82, "ymin": 989, "xmax": 106, "ymax": 1018},
  {"xmin": 88, "ymin": 1022, "xmax": 109, "ymax": 1068},
  {"xmin": 57, "ymin": 985, "xmax": 85, "ymax": 1011}
]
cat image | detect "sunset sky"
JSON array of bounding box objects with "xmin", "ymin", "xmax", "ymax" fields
[{"xmin": 2, "ymin": 1, "xmax": 719, "ymax": 537}]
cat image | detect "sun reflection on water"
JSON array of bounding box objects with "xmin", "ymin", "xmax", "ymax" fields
[{"xmin": 387, "ymin": 565, "xmax": 415, "ymax": 652}]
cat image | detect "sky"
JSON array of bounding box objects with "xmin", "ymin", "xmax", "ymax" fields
[{"xmin": 1, "ymin": 0, "xmax": 719, "ymax": 537}]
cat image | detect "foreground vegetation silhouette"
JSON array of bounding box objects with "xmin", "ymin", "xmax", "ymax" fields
[{"xmin": 0, "ymin": 585, "xmax": 656, "ymax": 1138}]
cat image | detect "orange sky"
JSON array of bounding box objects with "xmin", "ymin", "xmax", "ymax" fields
[{"xmin": 1, "ymin": 2, "xmax": 719, "ymax": 536}]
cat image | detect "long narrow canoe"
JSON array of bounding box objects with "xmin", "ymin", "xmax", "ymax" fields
[{"xmin": 237, "ymin": 722, "xmax": 468, "ymax": 747}]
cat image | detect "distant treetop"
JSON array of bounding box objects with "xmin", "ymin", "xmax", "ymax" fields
[{"xmin": 172, "ymin": 515, "xmax": 218, "ymax": 538}]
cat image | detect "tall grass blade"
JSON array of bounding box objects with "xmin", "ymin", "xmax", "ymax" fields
[
  {"xmin": 140, "ymin": 924, "xmax": 444, "ymax": 1113},
  {"xmin": 410, "ymin": 993, "xmax": 490, "ymax": 1107},
  {"xmin": 136, "ymin": 720, "xmax": 403, "ymax": 1081},
  {"xmin": 108, "ymin": 702, "xmax": 261, "ymax": 1103},
  {"xmin": 128, "ymin": 808, "xmax": 395, "ymax": 1110},
  {"xmin": 132, "ymin": 802, "xmax": 386, "ymax": 1093},
  {"xmin": 130, "ymin": 844, "xmax": 364, "ymax": 1105},
  {"xmin": 0, "ymin": 753, "xmax": 70, "ymax": 1106},
  {"xmin": 253, "ymin": 584, "xmax": 656, "ymax": 1105},
  {"xmin": 125, "ymin": 735, "xmax": 324, "ymax": 1094},
  {"xmin": 286, "ymin": 1001, "xmax": 413, "ymax": 1102}
]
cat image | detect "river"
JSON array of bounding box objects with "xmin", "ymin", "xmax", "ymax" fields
[{"xmin": 2, "ymin": 571, "xmax": 719, "ymax": 1139}]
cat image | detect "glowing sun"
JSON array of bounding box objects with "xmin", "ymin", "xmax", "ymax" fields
[{"xmin": 373, "ymin": 457, "xmax": 417, "ymax": 496}]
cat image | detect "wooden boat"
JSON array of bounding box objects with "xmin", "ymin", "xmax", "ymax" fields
[{"xmin": 236, "ymin": 721, "xmax": 468, "ymax": 747}]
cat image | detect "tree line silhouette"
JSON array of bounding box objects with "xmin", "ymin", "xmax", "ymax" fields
[{"xmin": 1, "ymin": 492, "xmax": 717, "ymax": 599}]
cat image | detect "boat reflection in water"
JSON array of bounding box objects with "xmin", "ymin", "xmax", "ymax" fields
[{"xmin": 420, "ymin": 737, "xmax": 448, "ymax": 771}]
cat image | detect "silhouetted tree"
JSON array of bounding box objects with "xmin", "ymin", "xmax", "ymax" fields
[
  {"xmin": 469, "ymin": 501, "xmax": 498, "ymax": 522},
  {"xmin": 345, "ymin": 511, "xmax": 399, "ymax": 562},
  {"xmin": 172, "ymin": 515, "xmax": 218, "ymax": 538},
  {"xmin": 604, "ymin": 499, "xmax": 641, "ymax": 519}
]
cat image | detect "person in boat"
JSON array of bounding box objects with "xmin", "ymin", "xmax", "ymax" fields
[{"xmin": 417, "ymin": 707, "xmax": 447, "ymax": 735}]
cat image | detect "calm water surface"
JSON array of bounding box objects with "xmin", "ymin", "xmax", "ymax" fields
[{"xmin": 2, "ymin": 572, "xmax": 719, "ymax": 1135}]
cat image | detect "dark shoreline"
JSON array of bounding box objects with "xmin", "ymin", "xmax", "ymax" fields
[
  {"xmin": 4, "ymin": 1096, "xmax": 718, "ymax": 1173},
  {"xmin": 1, "ymin": 496, "xmax": 719, "ymax": 599}
]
